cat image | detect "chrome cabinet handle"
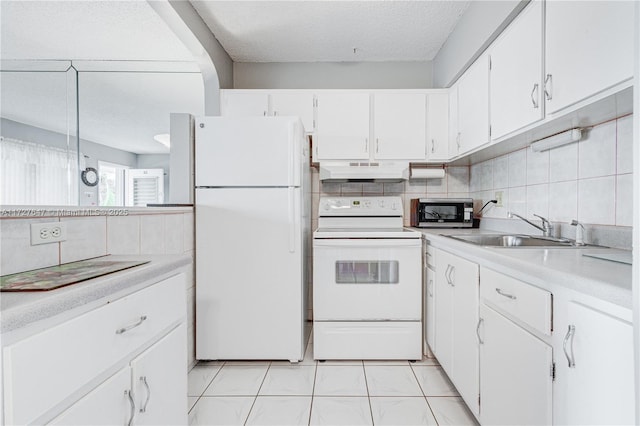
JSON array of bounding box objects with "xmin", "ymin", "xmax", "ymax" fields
[
  {"xmin": 544, "ymin": 74, "xmax": 553, "ymax": 101},
  {"xmin": 476, "ymin": 318, "xmax": 484, "ymax": 344},
  {"xmin": 495, "ymin": 288, "xmax": 517, "ymax": 300},
  {"xmin": 140, "ymin": 376, "xmax": 151, "ymax": 413},
  {"xmin": 531, "ymin": 83, "xmax": 539, "ymax": 108},
  {"xmin": 445, "ymin": 265, "xmax": 455, "ymax": 286},
  {"xmin": 116, "ymin": 316, "xmax": 147, "ymax": 335},
  {"xmin": 428, "ymin": 279, "xmax": 434, "ymax": 297},
  {"xmin": 563, "ymin": 325, "xmax": 576, "ymax": 368},
  {"xmin": 125, "ymin": 390, "xmax": 135, "ymax": 426}
]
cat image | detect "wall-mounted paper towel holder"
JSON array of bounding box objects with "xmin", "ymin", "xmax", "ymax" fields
[{"xmin": 409, "ymin": 164, "xmax": 445, "ymax": 179}]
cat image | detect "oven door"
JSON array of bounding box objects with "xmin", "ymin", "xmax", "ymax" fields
[{"xmin": 313, "ymin": 238, "xmax": 422, "ymax": 321}]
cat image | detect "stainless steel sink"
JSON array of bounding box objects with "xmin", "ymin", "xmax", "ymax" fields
[{"xmin": 444, "ymin": 234, "xmax": 577, "ymax": 248}]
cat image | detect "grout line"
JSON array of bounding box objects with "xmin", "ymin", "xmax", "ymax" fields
[
  {"xmin": 308, "ymin": 361, "xmax": 318, "ymax": 426},
  {"xmin": 243, "ymin": 362, "xmax": 271, "ymax": 426},
  {"xmin": 361, "ymin": 362, "xmax": 375, "ymax": 425}
]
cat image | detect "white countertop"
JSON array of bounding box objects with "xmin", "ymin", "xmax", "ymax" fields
[
  {"xmin": 1, "ymin": 254, "xmax": 192, "ymax": 336},
  {"xmin": 417, "ymin": 228, "xmax": 632, "ymax": 310}
]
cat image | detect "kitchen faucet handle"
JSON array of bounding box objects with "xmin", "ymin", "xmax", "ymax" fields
[{"xmin": 533, "ymin": 214, "xmax": 554, "ymax": 236}]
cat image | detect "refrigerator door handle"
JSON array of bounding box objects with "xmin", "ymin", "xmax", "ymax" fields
[
  {"xmin": 288, "ymin": 123, "xmax": 295, "ymax": 186},
  {"xmin": 288, "ymin": 187, "xmax": 296, "ymax": 253}
]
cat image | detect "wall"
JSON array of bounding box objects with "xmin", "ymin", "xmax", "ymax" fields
[
  {"xmin": 469, "ymin": 115, "xmax": 634, "ymax": 248},
  {"xmin": 0, "ymin": 208, "xmax": 197, "ymax": 367},
  {"xmin": 234, "ymin": 61, "xmax": 433, "ymax": 89},
  {"xmin": 432, "ymin": 0, "xmax": 526, "ymax": 87}
]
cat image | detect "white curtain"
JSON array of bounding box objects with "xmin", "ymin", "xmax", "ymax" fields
[{"xmin": 0, "ymin": 137, "xmax": 78, "ymax": 205}]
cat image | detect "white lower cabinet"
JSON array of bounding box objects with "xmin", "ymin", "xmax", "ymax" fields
[
  {"xmin": 433, "ymin": 248, "xmax": 480, "ymax": 416},
  {"xmin": 2, "ymin": 273, "xmax": 187, "ymax": 425},
  {"xmin": 558, "ymin": 301, "xmax": 635, "ymax": 425},
  {"xmin": 49, "ymin": 367, "xmax": 133, "ymax": 426},
  {"xmin": 131, "ymin": 323, "xmax": 188, "ymax": 425},
  {"xmin": 479, "ymin": 304, "xmax": 553, "ymax": 425},
  {"xmin": 51, "ymin": 324, "xmax": 187, "ymax": 425}
]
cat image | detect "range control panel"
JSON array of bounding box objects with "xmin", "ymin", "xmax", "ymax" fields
[{"xmin": 319, "ymin": 196, "xmax": 403, "ymax": 217}]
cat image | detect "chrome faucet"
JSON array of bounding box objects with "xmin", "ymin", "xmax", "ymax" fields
[{"xmin": 507, "ymin": 212, "xmax": 554, "ymax": 237}]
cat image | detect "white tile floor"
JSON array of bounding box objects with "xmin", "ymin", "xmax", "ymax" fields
[{"xmin": 188, "ymin": 328, "xmax": 478, "ymax": 426}]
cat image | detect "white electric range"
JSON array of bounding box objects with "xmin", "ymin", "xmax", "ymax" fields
[{"xmin": 312, "ymin": 196, "xmax": 423, "ymax": 360}]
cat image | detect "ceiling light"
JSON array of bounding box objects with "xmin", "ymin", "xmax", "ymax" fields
[
  {"xmin": 530, "ymin": 128, "xmax": 582, "ymax": 152},
  {"xmin": 154, "ymin": 133, "xmax": 170, "ymax": 148}
]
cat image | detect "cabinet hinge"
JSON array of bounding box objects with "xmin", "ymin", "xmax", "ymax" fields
[
  {"xmin": 489, "ymin": 125, "xmax": 492, "ymax": 137},
  {"xmin": 478, "ymin": 394, "xmax": 481, "ymax": 406},
  {"xmin": 551, "ymin": 362, "xmax": 556, "ymax": 381},
  {"xmin": 489, "ymin": 56, "xmax": 492, "ymax": 70}
]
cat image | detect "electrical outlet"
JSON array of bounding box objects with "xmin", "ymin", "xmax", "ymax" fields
[
  {"xmin": 495, "ymin": 191, "xmax": 504, "ymax": 207},
  {"xmin": 31, "ymin": 222, "xmax": 66, "ymax": 245}
]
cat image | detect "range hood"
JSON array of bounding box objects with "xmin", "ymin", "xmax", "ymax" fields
[{"xmin": 319, "ymin": 161, "xmax": 409, "ymax": 183}]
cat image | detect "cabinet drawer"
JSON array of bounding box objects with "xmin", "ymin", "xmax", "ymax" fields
[
  {"xmin": 480, "ymin": 267, "xmax": 551, "ymax": 336},
  {"xmin": 3, "ymin": 273, "xmax": 185, "ymax": 425}
]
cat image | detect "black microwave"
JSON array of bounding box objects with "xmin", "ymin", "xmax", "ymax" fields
[{"xmin": 410, "ymin": 198, "xmax": 474, "ymax": 228}]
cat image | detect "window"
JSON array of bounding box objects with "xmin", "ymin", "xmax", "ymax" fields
[{"xmin": 0, "ymin": 137, "xmax": 77, "ymax": 205}]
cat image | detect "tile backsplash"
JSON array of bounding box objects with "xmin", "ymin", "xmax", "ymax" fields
[{"xmin": 470, "ymin": 115, "xmax": 633, "ymax": 229}]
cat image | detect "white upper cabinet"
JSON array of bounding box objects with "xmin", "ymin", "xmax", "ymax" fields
[
  {"xmin": 315, "ymin": 93, "xmax": 370, "ymax": 160},
  {"xmin": 453, "ymin": 54, "xmax": 490, "ymax": 157},
  {"xmin": 545, "ymin": 1, "xmax": 634, "ymax": 115},
  {"xmin": 373, "ymin": 93, "xmax": 426, "ymax": 160},
  {"xmin": 489, "ymin": 0, "xmax": 543, "ymax": 140},
  {"xmin": 222, "ymin": 92, "xmax": 270, "ymax": 117},
  {"xmin": 426, "ymin": 93, "xmax": 449, "ymax": 161},
  {"xmin": 222, "ymin": 91, "xmax": 315, "ymax": 132},
  {"xmin": 270, "ymin": 92, "xmax": 315, "ymax": 132}
]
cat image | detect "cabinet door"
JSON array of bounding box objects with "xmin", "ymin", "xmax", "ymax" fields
[
  {"xmin": 448, "ymin": 85, "xmax": 460, "ymax": 157},
  {"xmin": 457, "ymin": 55, "xmax": 490, "ymax": 155},
  {"xmin": 490, "ymin": 0, "xmax": 543, "ymax": 140},
  {"xmin": 562, "ymin": 302, "xmax": 634, "ymax": 425},
  {"xmin": 433, "ymin": 251, "xmax": 453, "ymax": 373},
  {"xmin": 315, "ymin": 93, "xmax": 370, "ymax": 160},
  {"xmin": 131, "ymin": 323, "xmax": 188, "ymax": 425},
  {"xmin": 480, "ymin": 304, "xmax": 552, "ymax": 426},
  {"xmin": 222, "ymin": 92, "xmax": 269, "ymax": 117},
  {"xmin": 49, "ymin": 367, "xmax": 132, "ymax": 426},
  {"xmin": 425, "ymin": 263, "xmax": 436, "ymax": 353},
  {"xmin": 545, "ymin": 1, "xmax": 634, "ymax": 114},
  {"xmin": 270, "ymin": 92, "xmax": 315, "ymax": 132},
  {"xmin": 426, "ymin": 93, "xmax": 449, "ymax": 161},
  {"xmin": 373, "ymin": 93, "xmax": 426, "ymax": 160},
  {"xmin": 448, "ymin": 254, "xmax": 480, "ymax": 416}
]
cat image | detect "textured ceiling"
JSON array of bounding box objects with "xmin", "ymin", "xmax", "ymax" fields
[
  {"xmin": 191, "ymin": 0, "xmax": 470, "ymax": 62},
  {"xmin": 0, "ymin": 0, "xmax": 194, "ymax": 61}
]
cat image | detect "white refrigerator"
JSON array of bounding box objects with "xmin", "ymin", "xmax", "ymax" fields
[{"xmin": 194, "ymin": 116, "xmax": 310, "ymax": 362}]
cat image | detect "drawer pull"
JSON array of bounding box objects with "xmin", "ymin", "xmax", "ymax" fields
[
  {"xmin": 125, "ymin": 389, "xmax": 135, "ymax": 426},
  {"xmin": 428, "ymin": 279, "xmax": 434, "ymax": 297},
  {"xmin": 563, "ymin": 325, "xmax": 576, "ymax": 368},
  {"xmin": 495, "ymin": 288, "xmax": 516, "ymax": 300},
  {"xmin": 140, "ymin": 376, "xmax": 151, "ymax": 413},
  {"xmin": 116, "ymin": 315, "xmax": 147, "ymax": 335},
  {"xmin": 445, "ymin": 265, "xmax": 455, "ymax": 286}
]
